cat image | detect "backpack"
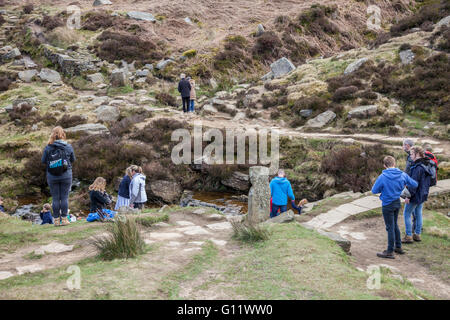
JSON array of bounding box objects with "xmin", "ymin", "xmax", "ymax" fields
[
  {"xmin": 47, "ymin": 145, "xmax": 68, "ymax": 176},
  {"xmin": 424, "ymin": 151, "xmax": 438, "ymax": 186}
]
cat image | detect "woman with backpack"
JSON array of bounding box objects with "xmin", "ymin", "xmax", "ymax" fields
[
  {"xmin": 41, "ymin": 126, "xmax": 75, "ymax": 227},
  {"xmin": 402, "ymin": 146, "xmax": 433, "ymax": 243}
]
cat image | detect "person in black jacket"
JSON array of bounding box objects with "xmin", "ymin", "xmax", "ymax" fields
[
  {"xmin": 178, "ymin": 73, "xmax": 191, "ymax": 113},
  {"xmin": 41, "ymin": 126, "xmax": 75, "ymax": 227},
  {"xmin": 89, "ymin": 177, "xmax": 112, "ymax": 213}
]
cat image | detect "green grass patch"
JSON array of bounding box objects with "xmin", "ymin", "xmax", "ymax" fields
[
  {"xmin": 135, "ymin": 213, "xmax": 169, "ymax": 227},
  {"xmin": 107, "ymin": 85, "xmax": 134, "ymax": 97}
]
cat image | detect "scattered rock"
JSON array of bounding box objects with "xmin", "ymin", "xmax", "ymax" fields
[
  {"xmin": 347, "ymin": 105, "xmax": 378, "ymax": 119},
  {"xmin": 38, "ymin": 68, "xmax": 62, "ymax": 83},
  {"xmin": 144, "ymin": 64, "xmax": 154, "ymax": 71},
  {"xmin": 1, "ymin": 47, "xmax": 21, "ymax": 61},
  {"xmin": 43, "ymin": 45, "xmax": 98, "ymax": 76},
  {"xmin": 261, "ymin": 71, "xmax": 274, "ymax": 81},
  {"xmin": 184, "ymin": 17, "xmax": 193, "ymax": 25},
  {"xmin": 93, "ymin": 0, "xmax": 112, "ymax": 6},
  {"xmin": 148, "ymin": 180, "xmax": 182, "ymax": 203},
  {"xmin": 256, "ymin": 24, "xmax": 265, "ymax": 36},
  {"xmin": 127, "ymin": 11, "xmax": 156, "ymax": 22},
  {"xmin": 221, "ymin": 171, "xmax": 250, "ymax": 192},
  {"xmin": 87, "ymin": 73, "xmax": 104, "ymax": 83},
  {"xmin": 435, "ymin": 15, "xmax": 450, "ymax": 29},
  {"xmin": 65, "ymin": 123, "xmax": 109, "ymax": 135},
  {"xmin": 110, "ymin": 69, "xmax": 128, "ymax": 87},
  {"xmin": 34, "ymin": 242, "xmax": 73, "ymax": 255},
  {"xmin": 0, "ymin": 271, "xmax": 14, "ymax": 280},
  {"xmin": 263, "ymin": 210, "xmax": 294, "ymax": 224},
  {"xmin": 344, "ymin": 58, "xmax": 368, "ymax": 75},
  {"xmin": 155, "ymin": 59, "xmax": 174, "ymax": 70},
  {"xmin": 95, "ymin": 105, "xmax": 119, "ymax": 122},
  {"xmin": 270, "ymin": 57, "xmax": 295, "ymax": 78},
  {"xmin": 18, "ymin": 69, "xmax": 37, "ymax": 83},
  {"xmin": 148, "ymin": 232, "xmax": 183, "ymax": 240},
  {"xmin": 399, "ymin": 49, "xmax": 415, "ymax": 65},
  {"xmin": 16, "ymin": 264, "xmax": 44, "ymax": 275},
  {"xmin": 136, "ymin": 69, "xmax": 149, "ymax": 77},
  {"xmin": 202, "ymin": 104, "xmax": 218, "ymax": 115},
  {"xmin": 300, "ymin": 109, "xmax": 313, "ymax": 118},
  {"xmin": 209, "ymin": 78, "xmax": 218, "ymax": 89},
  {"xmin": 91, "ymin": 96, "xmax": 109, "ymax": 107},
  {"xmin": 305, "ymin": 110, "xmax": 336, "ymax": 128},
  {"xmin": 233, "ymin": 112, "xmax": 246, "ymax": 121}
]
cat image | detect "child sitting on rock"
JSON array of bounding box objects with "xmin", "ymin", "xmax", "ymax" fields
[{"xmin": 40, "ymin": 203, "xmax": 54, "ymax": 225}]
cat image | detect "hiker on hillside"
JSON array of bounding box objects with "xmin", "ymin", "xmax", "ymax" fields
[
  {"xmin": 371, "ymin": 156, "xmax": 418, "ymax": 259},
  {"xmin": 402, "ymin": 146, "xmax": 433, "ymax": 243},
  {"xmin": 269, "ymin": 169, "xmax": 296, "ymax": 218},
  {"xmin": 115, "ymin": 166, "xmax": 132, "ymax": 210},
  {"xmin": 40, "ymin": 203, "xmax": 54, "ymax": 225},
  {"xmin": 89, "ymin": 177, "xmax": 112, "ymax": 213},
  {"xmin": 178, "ymin": 73, "xmax": 191, "ymax": 114},
  {"xmin": 129, "ymin": 165, "xmax": 147, "ymax": 210},
  {"xmin": 403, "ymin": 139, "xmax": 414, "ymax": 176},
  {"xmin": 188, "ymin": 76, "xmax": 196, "ymax": 113},
  {"xmin": 0, "ymin": 196, "xmax": 5, "ymax": 212},
  {"xmin": 41, "ymin": 126, "xmax": 75, "ymax": 227}
]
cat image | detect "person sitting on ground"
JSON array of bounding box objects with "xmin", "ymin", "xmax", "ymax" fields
[
  {"xmin": 89, "ymin": 177, "xmax": 112, "ymax": 213},
  {"xmin": 0, "ymin": 196, "xmax": 5, "ymax": 213},
  {"xmin": 402, "ymin": 146, "xmax": 433, "ymax": 244},
  {"xmin": 40, "ymin": 203, "xmax": 54, "ymax": 225},
  {"xmin": 178, "ymin": 73, "xmax": 191, "ymax": 114},
  {"xmin": 269, "ymin": 169, "xmax": 296, "ymax": 218},
  {"xmin": 371, "ymin": 156, "xmax": 418, "ymax": 259},
  {"xmin": 115, "ymin": 166, "xmax": 132, "ymax": 210},
  {"xmin": 129, "ymin": 165, "xmax": 147, "ymax": 210}
]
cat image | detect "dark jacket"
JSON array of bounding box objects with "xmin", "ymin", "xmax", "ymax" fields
[
  {"xmin": 178, "ymin": 79, "xmax": 191, "ymax": 98},
  {"xmin": 405, "ymin": 150, "xmax": 414, "ymax": 176},
  {"xmin": 89, "ymin": 190, "xmax": 112, "ymax": 213},
  {"xmin": 40, "ymin": 210, "xmax": 53, "ymax": 225},
  {"xmin": 0, "ymin": 205, "xmax": 5, "ymax": 213},
  {"xmin": 407, "ymin": 158, "xmax": 432, "ymax": 204},
  {"xmin": 41, "ymin": 140, "xmax": 76, "ymax": 182},
  {"xmin": 118, "ymin": 175, "xmax": 131, "ymax": 199}
]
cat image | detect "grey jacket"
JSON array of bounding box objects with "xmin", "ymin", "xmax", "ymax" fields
[
  {"xmin": 405, "ymin": 150, "xmax": 414, "ymax": 176},
  {"xmin": 129, "ymin": 173, "xmax": 147, "ymax": 204},
  {"xmin": 41, "ymin": 140, "xmax": 75, "ymax": 182}
]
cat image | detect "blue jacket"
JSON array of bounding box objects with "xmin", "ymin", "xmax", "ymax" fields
[
  {"xmin": 40, "ymin": 210, "xmax": 53, "ymax": 225},
  {"xmin": 0, "ymin": 205, "xmax": 5, "ymax": 213},
  {"xmin": 270, "ymin": 177, "xmax": 295, "ymax": 206},
  {"xmin": 41, "ymin": 140, "xmax": 76, "ymax": 182},
  {"xmin": 371, "ymin": 168, "xmax": 418, "ymax": 206},
  {"xmin": 118, "ymin": 175, "xmax": 131, "ymax": 199},
  {"xmin": 408, "ymin": 158, "xmax": 432, "ymax": 204}
]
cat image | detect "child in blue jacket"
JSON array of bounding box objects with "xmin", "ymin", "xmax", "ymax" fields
[
  {"xmin": 270, "ymin": 169, "xmax": 296, "ymax": 218},
  {"xmin": 372, "ymin": 156, "xmax": 418, "ymax": 259},
  {"xmin": 40, "ymin": 203, "xmax": 54, "ymax": 225}
]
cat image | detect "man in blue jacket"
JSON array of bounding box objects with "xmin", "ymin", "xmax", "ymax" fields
[
  {"xmin": 269, "ymin": 169, "xmax": 295, "ymax": 218},
  {"xmin": 402, "ymin": 146, "xmax": 432, "ymax": 243},
  {"xmin": 372, "ymin": 156, "xmax": 418, "ymax": 259},
  {"xmin": 178, "ymin": 73, "xmax": 191, "ymax": 113}
]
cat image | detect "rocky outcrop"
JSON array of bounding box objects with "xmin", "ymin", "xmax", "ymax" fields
[
  {"xmin": 94, "ymin": 105, "xmax": 119, "ymax": 122},
  {"xmin": 156, "ymin": 59, "xmax": 174, "ymax": 70},
  {"xmin": 1, "ymin": 47, "xmax": 21, "ymax": 62},
  {"xmin": 399, "ymin": 49, "xmax": 415, "ymax": 65},
  {"xmin": 93, "ymin": 0, "xmax": 112, "ymax": 6},
  {"xmin": 347, "ymin": 105, "xmax": 378, "ymax": 119},
  {"xmin": 87, "ymin": 73, "xmax": 104, "ymax": 83},
  {"xmin": 221, "ymin": 172, "xmax": 250, "ymax": 192},
  {"xmin": 148, "ymin": 180, "xmax": 182, "ymax": 203},
  {"xmin": 263, "ymin": 210, "xmax": 295, "ymax": 224},
  {"xmin": 43, "ymin": 45, "xmax": 98, "ymax": 77},
  {"xmin": 344, "ymin": 58, "xmax": 368, "ymax": 75},
  {"xmin": 247, "ymin": 166, "xmax": 271, "ymax": 224},
  {"xmin": 305, "ymin": 110, "xmax": 336, "ymax": 128},
  {"xmin": 65, "ymin": 123, "xmax": 109, "ymax": 135},
  {"xmin": 38, "ymin": 68, "xmax": 62, "ymax": 83},
  {"xmin": 110, "ymin": 69, "xmax": 128, "ymax": 87},
  {"xmin": 18, "ymin": 70, "xmax": 37, "ymax": 82},
  {"xmin": 270, "ymin": 57, "xmax": 295, "ymax": 78},
  {"xmin": 127, "ymin": 11, "xmax": 156, "ymax": 22},
  {"xmin": 202, "ymin": 104, "xmax": 218, "ymax": 115}
]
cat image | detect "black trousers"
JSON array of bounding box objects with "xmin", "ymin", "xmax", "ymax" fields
[{"xmin": 182, "ymin": 97, "xmax": 190, "ymax": 113}]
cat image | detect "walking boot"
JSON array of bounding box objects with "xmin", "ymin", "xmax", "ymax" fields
[
  {"xmin": 53, "ymin": 216, "xmax": 60, "ymax": 227},
  {"xmin": 377, "ymin": 250, "xmax": 395, "ymax": 259},
  {"xmin": 413, "ymin": 233, "xmax": 421, "ymax": 242},
  {"xmin": 394, "ymin": 247, "xmax": 405, "ymax": 254},
  {"xmin": 60, "ymin": 216, "xmax": 70, "ymax": 226},
  {"xmin": 401, "ymin": 235, "xmax": 413, "ymax": 243}
]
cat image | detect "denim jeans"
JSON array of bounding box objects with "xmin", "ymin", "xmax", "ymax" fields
[
  {"xmin": 47, "ymin": 177, "xmax": 72, "ymax": 218},
  {"xmin": 182, "ymin": 97, "xmax": 190, "ymax": 112},
  {"xmin": 382, "ymin": 199, "xmax": 402, "ymax": 252},
  {"xmin": 403, "ymin": 202, "xmax": 424, "ymax": 236},
  {"xmin": 270, "ymin": 204, "xmax": 287, "ymax": 218},
  {"xmin": 189, "ymin": 100, "xmax": 195, "ymax": 112}
]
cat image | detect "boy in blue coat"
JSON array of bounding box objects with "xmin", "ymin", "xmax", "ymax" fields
[
  {"xmin": 269, "ymin": 169, "xmax": 296, "ymax": 218},
  {"xmin": 372, "ymin": 156, "xmax": 418, "ymax": 259}
]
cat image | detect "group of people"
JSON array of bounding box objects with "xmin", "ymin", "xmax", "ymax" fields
[
  {"xmin": 371, "ymin": 139, "xmax": 437, "ymax": 259},
  {"xmin": 177, "ymin": 73, "xmax": 196, "ymax": 114}
]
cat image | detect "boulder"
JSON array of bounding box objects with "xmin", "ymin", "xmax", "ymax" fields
[
  {"xmin": 110, "ymin": 69, "xmax": 128, "ymax": 87},
  {"xmin": 209, "ymin": 78, "xmax": 218, "ymax": 89},
  {"xmin": 399, "ymin": 49, "xmax": 415, "ymax": 65},
  {"xmin": 38, "ymin": 68, "xmax": 62, "ymax": 83},
  {"xmin": 270, "ymin": 57, "xmax": 295, "ymax": 78},
  {"xmin": 65, "ymin": 123, "xmax": 109, "ymax": 135},
  {"xmin": 247, "ymin": 166, "xmax": 271, "ymax": 224},
  {"xmin": 2, "ymin": 47, "xmax": 21, "ymax": 61},
  {"xmin": 43, "ymin": 45, "xmax": 97, "ymax": 76},
  {"xmin": 93, "ymin": 0, "xmax": 112, "ymax": 6},
  {"xmin": 127, "ymin": 11, "xmax": 156, "ymax": 22},
  {"xmin": 261, "ymin": 71, "xmax": 274, "ymax": 81},
  {"xmin": 202, "ymin": 104, "xmax": 218, "ymax": 114},
  {"xmin": 156, "ymin": 59, "xmax": 174, "ymax": 70},
  {"xmin": 91, "ymin": 96, "xmax": 109, "ymax": 106},
  {"xmin": 435, "ymin": 15, "xmax": 450, "ymax": 29},
  {"xmin": 144, "ymin": 64, "xmax": 154, "ymax": 71},
  {"xmin": 221, "ymin": 172, "xmax": 250, "ymax": 191},
  {"xmin": 347, "ymin": 105, "xmax": 378, "ymax": 119},
  {"xmin": 299, "ymin": 109, "xmax": 313, "ymax": 118},
  {"xmin": 233, "ymin": 112, "xmax": 246, "ymax": 121},
  {"xmin": 344, "ymin": 58, "xmax": 368, "ymax": 75},
  {"xmin": 305, "ymin": 110, "xmax": 336, "ymax": 128},
  {"xmin": 94, "ymin": 105, "xmax": 119, "ymax": 122},
  {"xmin": 256, "ymin": 24, "xmax": 265, "ymax": 36},
  {"xmin": 136, "ymin": 69, "xmax": 149, "ymax": 77},
  {"xmin": 148, "ymin": 180, "xmax": 182, "ymax": 203},
  {"xmin": 263, "ymin": 210, "xmax": 294, "ymax": 224},
  {"xmin": 18, "ymin": 69, "xmax": 37, "ymax": 83},
  {"xmin": 87, "ymin": 73, "xmax": 104, "ymax": 83}
]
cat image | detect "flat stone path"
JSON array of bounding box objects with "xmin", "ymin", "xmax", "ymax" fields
[{"xmin": 304, "ymin": 179, "xmax": 450, "ymax": 231}]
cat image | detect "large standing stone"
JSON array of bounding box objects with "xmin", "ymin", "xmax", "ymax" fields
[
  {"xmin": 221, "ymin": 171, "xmax": 250, "ymax": 191},
  {"xmin": 247, "ymin": 166, "xmax": 271, "ymax": 224},
  {"xmin": 347, "ymin": 105, "xmax": 378, "ymax": 119},
  {"xmin": 399, "ymin": 49, "xmax": 415, "ymax": 65},
  {"xmin": 110, "ymin": 69, "xmax": 128, "ymax": 87},
  {"xmin": 38, "ymin": 68, "xmax": 62, "ymax": 83},
  {"xmin": 344, "ymin": 58, "xmax": 368, "ymax": 75},
  {"xmin": 18, "ymin": 69, "xmax": 37, "ymax": 82},
  {"xmin": 95, "ymin": 105, "xmax": 119, "ymax": 122},
  {"xmin": 305, "ymin": 110, "xmax": 336, "ymax": 128},
  {"xmin": 127, "ymin": 11, "xmax": 156, "ymax": 22},
  {"xmin": 93, "ymin": 0, "xmax": 112, "ymax": 6},
  {"xmin": 270, "ymin": 57, "xmax": 295, "ymax": 78},
  {"xmin": 148, "ymin": 180, "xmax": 182, "ymax": 203}
]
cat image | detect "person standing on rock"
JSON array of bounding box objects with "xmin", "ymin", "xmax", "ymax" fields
[
  {"xmin": 115, "ymin": 166, "xmax": 132, "ymax": 210},
  {"xmin": 371, "ymin": 156, "xmax": 418, "ymax": 259},
  {"xmin": 403, "ymin": 139, "xmax": 414, "ymax": 176},
  {"xmin": 188, "ymin": 76, "xmax": 196, "ymax": 113},
  {"xmin": 402, "ymin": 147, "xmax": 432, "ymax": 244},
  {"xmin": 178, "ymin": 73, "xmax": 191, "ymax": 114},
  {"xmin": 129, "ymin": 165, "xmax": 147, "ymax": 210},
  {"xmin": 269, "ymin": 169, "xmax": 296, "ymax": 218},
  {"xmin": 41, "ymin": 126, "xmax": 75, "ymax": 227}
]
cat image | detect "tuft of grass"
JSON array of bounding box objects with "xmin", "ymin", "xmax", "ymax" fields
[
  {"xmin": 92, "ymin": 217, "xmax": 145, "ymax": 261},
  {"xmin": 231, "ymin": 221, "xmax": 271, "ymax": 243},
  {"xmin": 135, "ymin": 213, "xmax": 169, "ymax": 227}
]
